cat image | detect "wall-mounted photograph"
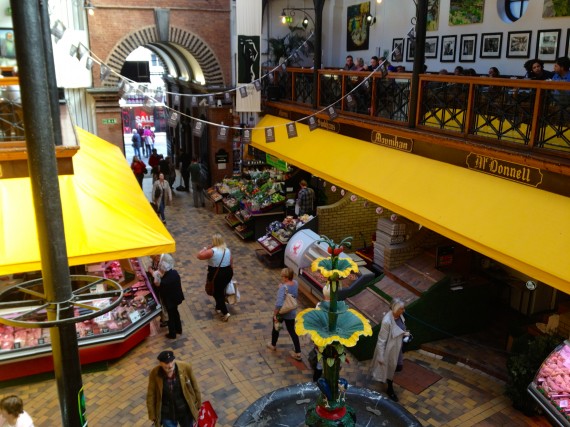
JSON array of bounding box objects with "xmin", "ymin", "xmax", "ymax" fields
[
  {"xmin": 536, "ymin": 29, "xmax": 561, "ymax": 62},
  {"xmin": 480, "ymin": 32, "xmax": 502, "ymax": 58},
  {"xmin": 406, "ymin": 38, "xmax": 415, "ymax": 62},
  {"xmin": 543, "ymin": 0, "xmax": 570, "ymax": 17},
  {"xmin": 425, "ymin": 36, "xmax": 439, "ymax": 59},
  {"xmin": 460, "ymin": 34, "xmax": 477, "ymax": 62},
  {"xmin": 449, "ymin": 0, "xmax": 484, "ymax": 25},
  {"xmin": 391, "ymin": 38, "xmax": 404, "ymax": 62},
  {"xmin": 0, "ymin": 29, "xmax": 16, "ymax": 60},
  {"xmin": 441, "ymin": 35, "xmax": 457, "ymax": 62},
  {"xmin": 347, "ymin": 2, "xmax": 371, "ymax": 51},
  {"xmin": 506, "ymin": 31, "xmax": 532, "ymax": 58}
]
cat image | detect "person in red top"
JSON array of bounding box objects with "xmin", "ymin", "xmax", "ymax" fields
[
  {"xmin": 130, "ymin": 155, "xmax": 147, "ymax": 188},
  {"xmin": 148, "ymin": 149, "xmax": 161, "ymax": 181}
]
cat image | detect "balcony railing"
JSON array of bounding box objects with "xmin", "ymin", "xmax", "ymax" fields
[{"xmin": 263, "ymin": 68, "xmax": 570, "ymax": 158}]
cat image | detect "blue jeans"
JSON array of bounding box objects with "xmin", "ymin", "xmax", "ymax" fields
[
  {"xmin": 158, "ymin": 198, "xmax": 166, "ymax": 221},
  {"xmin": 161, "ymin": 414, "xmax": 193, "ymax": 427}
]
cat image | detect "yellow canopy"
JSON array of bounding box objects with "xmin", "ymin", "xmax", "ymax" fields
[
  {"xmin": 0, "ymin": 127, "xmax": 175, "ymax": 275},
  {"xmin": 252, "ymin": 115, "xmax": 570, "ymax": 292}
]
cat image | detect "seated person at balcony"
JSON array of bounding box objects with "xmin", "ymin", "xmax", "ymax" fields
[
  {"xmin": 355, "ymin": 57, "xmax": 366, "ymax": 71},
  {"xmin": 395, "ymin": 65, "xmax": 406, "ymax": 73},
  {"xmin": 438, "ymin": 69, "xmax": 449, "ymax": 75},
  {"xmin": 523, "ymin": 58, "xmax": 554, "ymax": 80},
  {"xmin": 296, "ymin": 179, "xmax": 315, "ymax": 216},
  {"xmin": 453, "ymin": 66, "xmax": 464, "ymax": 76},
  {"xmin": 366, "ymin": 56, "xmax": 379, "ymax": 72},
  {"xmin": 343, "ymin": 55, "xmax": 356, "ymax": 71},
  {"xmin": 464, "ymin": 68, "xmax": 477, "ymax": 76},
  {"xmin": 488, "ymin": 67, "xmax": 500, "ymax": 78},
  {"xmin": 553, "ymin": 56, "xmax": 570, "ymax": 82}
]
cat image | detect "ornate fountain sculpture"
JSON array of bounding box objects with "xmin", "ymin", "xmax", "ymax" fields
[{"xmin": 295, "ymin": 235, "xmax": 372, "ymax": 426}]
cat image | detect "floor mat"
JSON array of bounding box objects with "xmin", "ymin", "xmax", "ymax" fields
[{"xmin": 393, "ymin": 360, "xmax": 442, "ymax": 394}]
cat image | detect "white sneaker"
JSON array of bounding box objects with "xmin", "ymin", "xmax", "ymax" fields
[{"xmin": 220, "ymin": 313, "xmax": 230, "ymax": 322}]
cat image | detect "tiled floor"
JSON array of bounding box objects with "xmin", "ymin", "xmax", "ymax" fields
[{"xmin": 0, "ymin": 164, "xmax": 553, "ymax": 426}]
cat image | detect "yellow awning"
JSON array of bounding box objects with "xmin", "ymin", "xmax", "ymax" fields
[
  {"xmin": 252, "ymin": 115, "xmax": 570, "ymax": 292},
  {"xmin": 0, "ymin": 127, "xmax": 175, "ymax": 275}
]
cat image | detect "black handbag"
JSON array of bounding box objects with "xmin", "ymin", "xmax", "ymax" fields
[
  {"xmin": 153, "ymin": 185, "xmax": 162, "ymax": 200},
  {"xmin": 205, "ymin": 249, "xmax": 225, "ymax": 296}
]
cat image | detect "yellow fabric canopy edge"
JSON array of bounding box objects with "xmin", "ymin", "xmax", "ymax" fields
[
  {"xmin": 251, "ymin": 115, "xmax": 570, "ymax": 292},
  {"xmin": 0, "ymin": 127, "xmax": 175, "ymax": 275}
]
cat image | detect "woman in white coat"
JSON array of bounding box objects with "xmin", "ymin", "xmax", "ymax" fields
[{"xmin": 370, "ymin": 298, "xmax": 409, "ymax": 402}]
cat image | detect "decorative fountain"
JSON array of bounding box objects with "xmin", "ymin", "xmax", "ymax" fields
[{"xmin": 234, "ymin": 236, "xmax": 421, "ymax": 427}]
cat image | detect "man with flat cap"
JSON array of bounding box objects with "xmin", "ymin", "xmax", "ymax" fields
[{"xmin": 147, "ymin": 350, "xmax": 201, "ymax": 426}]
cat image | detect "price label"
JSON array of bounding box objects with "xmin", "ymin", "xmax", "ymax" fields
[
  {"xmin": 13, "ymin": 342, "xmax": 21, "ymax": 349},
  {"xmin": 101, "ymin": 328, "xmax": 110, "ymax": 334},
  {"xmin": 38, "ymin": 338, "xmax": 45, "ymax": 345}
]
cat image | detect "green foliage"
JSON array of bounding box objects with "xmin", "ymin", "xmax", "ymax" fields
[
  {"xmin": 449, "ymin": 0, "xmax": 484, "ymax": 25},
  {"xmin": 505, "ymin": 333, "xmax": 562, "ymax": 414},
  {"xmin": 551, "ymin": 0, "xmax": 570, "ymax": 16}
]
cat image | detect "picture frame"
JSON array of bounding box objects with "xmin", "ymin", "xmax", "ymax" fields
[
  {"xmin": 406, "ymin": 38, "xmax": 415, "ymax": 62},
  {"xmin": 440, "ymin": 35, "xmax": 457, "ymax": 63},
  {"xmin": 459, "ymin": 34, "xmax": 477, "ymax": 62},
  {"xmin": 480, "ymin": 32, "xmax": 502, "ymax": 58},
  {"xmin": 391, "ymin": 38, "xmax": 404, "ymax": 63},
  {"xmin": 567, "ymin": 30, "xmax": 570, "ymax": 57},
  {"xmin": 536, "ymin": 29, "xmax": 561, "ymax": 63},
  {"xmin": 424, "ymin": 36, "xmax": 438, "ymax": 59},
  {"xmin": 506, "ymin": 31, "xmax": 532, "ymax": 58},
  {"xmin": 0, "ymin": 28, "xmax": 15, "ymax": 59}
]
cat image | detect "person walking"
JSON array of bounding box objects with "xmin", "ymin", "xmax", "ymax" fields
[
  {"xmin": 152, "ymin": 173, "xmax": 172, "ymax": 224},
  {"xmin": 147, "ymin": 350, "xmax": 201, "ymax": 427},
  {"xmin": 369, "ymin": 298, "xmax": 410, "ymax": 402},
  {"xmin": 0, "ymin": 395, "xmax": 34, "ymax": 427},
  {"xmin": 131, "ymin": 129, "xmax": 142, "ymax": 159},
  {"xmin": 130, "ymin": 155, "xmax": 147, "ymax": 188},
  {"xmin": 266, "ymin": 267, "xmax": 302, "ymax": 361},
  {"xmin": 146, "ymin": 254, "xmax": 169, "ymax": 328},
  {"xmin": 178, "ymin": 149, "xmax": 191, "ymax": 192},
  {"xmin": 156, "ymin": 254, "xmax": 184, "ymax": 339},
  {"xmin": 197, "ymin": 233, "xmax": 233, "ymax": 322},
  {"xmin": 189, "ymin": 158, "xmax": 205, "ymax": 208}
]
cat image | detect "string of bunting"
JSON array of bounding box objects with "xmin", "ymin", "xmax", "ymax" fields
[{"xmin": 49, "ymin": 17, "xmax": 414, "ymax": 144}]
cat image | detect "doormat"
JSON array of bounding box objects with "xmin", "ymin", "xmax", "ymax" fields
[{"xmin": 393, "ymin": 360, "xmax": 442, "ymax": 394}]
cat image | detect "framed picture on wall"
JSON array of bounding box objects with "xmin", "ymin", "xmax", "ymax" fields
[
  {"xmin": 406, "ymin": 38, "xmax": 416, "ymax": 62},
  {"xmin": 459, "ymin": 34, "xmax": 477, "ymax": 62},
  {"xmin": 506, "ymin": 31, "xmax": 531, "ymax": 58},
  {"xmin": 440, "ymin": 35, "xmax": 457, "ymax": 62},
  {"xmin": 536, "ymin": 29, "xmax": 561, "ymax": 62},
  {"xmin": 391, "ymin": 38, "xmax": 404, "ymax": 62},
  {"xmin": 425, "ymin": 36, "xmax": 439, "ymax": 59},
  {"xmin": 567, "ymin": 30, "xmax": 570, "ymax": 57},
  {"xmin": 0, "ymin": 28, "xmax": 15, "ymax": 59},
  {"xmin": 480, "ymin": 32, "xmax": 502, "ymax": 58}
]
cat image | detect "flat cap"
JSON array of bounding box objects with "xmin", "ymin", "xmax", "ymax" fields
[{"xmin": 157, "ymin": 350, "xmax": 175, "ymax": 363}]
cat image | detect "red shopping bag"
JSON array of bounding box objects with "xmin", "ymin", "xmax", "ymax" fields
[{"xmin": 194, "ymin": 401, "xmax": 217, "ymax": 427}]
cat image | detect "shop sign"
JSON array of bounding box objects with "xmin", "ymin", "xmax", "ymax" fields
[
  {"xmin": 316, "ymin": 118, "xmax": 340, "ymax": 133},
  {"xmin": 466, "ymin": 153, "xmax": 543, "ymax": 187},
  {"xmin": 102, "ymin": 118, "xmax": 117, "ymax": 125},
  {"xmin": 266, "ymin": 153, "xmax": 288, "ymax": 172},
  {"xmin": 278, "ymin": 110, "xmax": 291, "ymax": 119},
  {"xmin": 370, "ymin": 131, "xmax": 413, "ymax": 152},
  {"xmin": 215, "ymin": 151, "xmax": 229, "ymax": 164}
]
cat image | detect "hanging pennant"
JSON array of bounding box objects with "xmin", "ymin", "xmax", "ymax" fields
[
  {"xmin": 265, "ymin": 127, "xmax": 275, "ymax": 143},
  {"xmin": 77, "ymin": 43, "xmax": 89, "ymax": 61},
  {"xmin": 173, "ymin": 94, "xmax": 181, "ymax": 108},
  {"xmin": 239, "ymin": 86, "xmax": 248, "ymax": 98},
  {"xmin": 143, "ymin": 95, "xmax": 154, "ymax": 112},
  {"xmin": 217, "ymin": 126, "xmax": 228, "ymax": 142},
  {"xmin": 193, "ymin": 120, "xmax": 205, "ymax": 137},
  {"xmin": 364, "ymin": 79, "xmax": 370, "ymax": 90},
  {"xmin": 327, "ymin": 106, "xmax": 338, "ymax": 121},
  {"xmin": 190, "ymin": 96, "xmax": 197, "ymax": 107},
  {"xmin": 69, "ymin": 44, "xmax": 78, "ymax": 58},
  {"xmin": 168, "ymin": 111, "xmax": 180, "ymax": 127},
  {"xmin": 281, "ymin": 63, "xmax": 287, "ymax": 72},
  {"xmin": 308, "ymin": 116, "xmax": 318, "ymax": 131},
  {"xmin": 85, "ymin": 57, "xmax": 94, "ymax": 70},
  {"xmin": 242, "ymin": 128, "xmax": 251, "ymax": 144},
  {"xmin": 50, "ymin": 20, "xmax": 66, "ymax": 41},
  {"xmin": 346, "ymin": 94, "xmax": 356, "ymax": 109},
  {"xmin": 286, "ymin": 122, "xmax": 297, "ymax": 138},
  {"xmin": 253, "ymin": 80, "xmax": 262, "ymax": 92},
  {"xmin": 100, "ymin": 64, "xmax": 111, "ymax": 82},
  {"xmin": 224, "ymin": 92, "xmax": 232, "ymax": 103},
  {"xmin": 208, "ymin": 95, "xmax": 215, "ymax": 106}
]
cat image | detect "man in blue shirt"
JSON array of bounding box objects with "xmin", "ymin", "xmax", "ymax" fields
[{"xmin": 553, "ymin": 56, "xmax": 570, "ymax": 82}]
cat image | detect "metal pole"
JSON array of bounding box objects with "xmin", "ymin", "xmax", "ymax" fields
[
  {"xmin": 311, "ymin": 0, "xmax": 324, "ymax": 109},
  {"xmin": 408, "ymin": 0, "xmax": 428, "ymax": 128},
  {"xmin": 10, "ymin": 1, "xmax": 85, "ymax": 426}
]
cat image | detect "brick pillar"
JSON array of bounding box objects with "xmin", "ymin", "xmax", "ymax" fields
[{"xmin": 87, "ymin": 88, "xmax": 124, "ymax": 153}]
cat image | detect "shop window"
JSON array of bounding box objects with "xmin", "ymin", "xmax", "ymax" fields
[{"xmin": 505, "ymin": 0, "xmax": 528, "ymax": 22}]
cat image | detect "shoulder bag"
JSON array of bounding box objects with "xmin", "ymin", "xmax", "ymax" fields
[
  {"xmin": 205, "ymin": 249, "xmax": 225, "ymax": 296},
  {"xmin": 278, "ymin": 284, "xmax": 298, "ymax": 314}
]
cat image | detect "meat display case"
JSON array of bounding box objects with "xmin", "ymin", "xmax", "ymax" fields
[
  {"xmin": 528, "ymin": 340, "xmax": 570, "ymax": 426},
  {"xmin": 284, "ymin": 229, "xmax": 374, "ymax": 303},
  {"xmin": 0, "ymin": 257, "xmax": 161, "ymax": 381}
]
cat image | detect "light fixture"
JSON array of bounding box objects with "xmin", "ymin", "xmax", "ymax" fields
[
  {"xmin": 526, "ymin": 280, "xmax": 537, "ymax": 291},
  {"xmin": 280, "ymin": 8, "xmax": 314, "ymax": 27},
  {"xmin": 84, "ymin": 0, "xmax": 95, "ymax": 16},
  {"xmin": 281, "ymin": 10, "xmax": 287, "ymax": 24},
  {"xmin": 366, "ymin": 13, "xmax": 376, "ymax": 25},
  {"xmin": 376, "ymin": 0, "xmax": 382, "ymax": 3},
  {"xmin": 302, "ymin": 16, "xmax": 309, "ymax": 28}
]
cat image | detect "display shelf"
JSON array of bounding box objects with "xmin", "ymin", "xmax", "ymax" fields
[
  {"xmin": 258, "ymin": 234, "xmax": 284, "ymax": 255},
  {"xmin": 235, "ymin": 209, "xmax": 252, "ymax": 223},
  {"xmin": 0, "ymin": 257, "xmax": 160, "ymax": 379},
  {"xmin": 225, "ymin": 213, "xmax": 240, "ymax": 228},
  {"xmin": 235, "ymin": 227, "xmax": 254, "ymax": 240}
]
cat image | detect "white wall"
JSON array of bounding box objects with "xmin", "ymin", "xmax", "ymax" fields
[{"xmin": 265, "ymin": 0, "xmax": 570, "ymax": 76}]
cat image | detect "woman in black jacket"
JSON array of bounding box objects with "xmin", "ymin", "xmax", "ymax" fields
[{"xmin": 157, "ymin": 254, "xmax": 185, "ymax": 339}]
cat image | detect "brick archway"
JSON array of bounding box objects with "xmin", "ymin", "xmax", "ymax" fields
[{"xmin": 103, "ymin": 26, "xmax": 224, "ymax": 87}]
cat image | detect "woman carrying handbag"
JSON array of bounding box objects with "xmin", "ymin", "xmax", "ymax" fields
[
  {"xmin": 197, "ymin": 233, "xmax": 233, "ymax": 322},
  {"xmin": 266, "ymin": 267, "xmax": 302, "ymax": 361}
]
